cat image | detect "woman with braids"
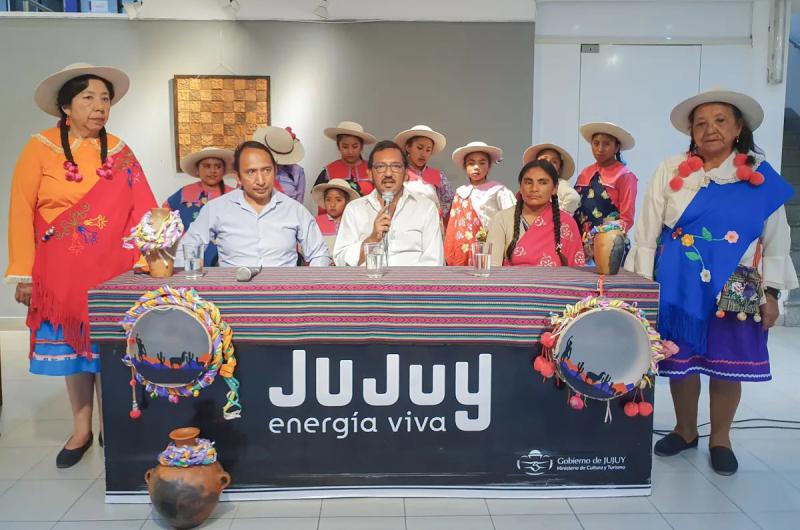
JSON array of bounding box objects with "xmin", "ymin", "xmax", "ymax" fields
[
  {"xmin": 5, "ymin": 64, "xmax": 156, "ymax": 468},
  {"xmin": 486, "ymin": 160, "xmax": 585, "ymax": 267},
  {"xmin": 573, "ymin": 122, "xmax": 638, "ymax": 250},
  {"xmin": 626, "ymin": 89, "xmax": 796, "ymax": 475},
  {"xmin": 163, "ymin": 147, "xmax": 235, "ymax": 266}
]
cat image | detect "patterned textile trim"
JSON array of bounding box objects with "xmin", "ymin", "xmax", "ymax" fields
[
  {"xmin": 4, "ymin": 275, "xmax": 32, "ymax": 284},
  {"xmin": 659, "ymin": 367, "xmax": 771, "ymax": 381},
  {"xmin": 31, "ymin": 351, "xmax": 100, "ymax": 362},
  {"xmin": 662, "ymin": 355, "xmax": 770, "ymax": 367},
  {"xmin": 33, "ymin": 133, "xmax": 125, "ymax": 155},
  {"xmin": 88, "ymin": 267, "xmax": 659, "ymax": 344}
]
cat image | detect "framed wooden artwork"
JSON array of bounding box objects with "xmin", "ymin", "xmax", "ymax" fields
[{"xmin": 172, "ymin": 75, "xmax": 270, "ymax": 171}]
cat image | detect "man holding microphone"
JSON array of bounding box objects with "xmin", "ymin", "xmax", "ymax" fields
[{"xmin": 333, "ymin": 140, "xmax": 444, "ymax": 266}]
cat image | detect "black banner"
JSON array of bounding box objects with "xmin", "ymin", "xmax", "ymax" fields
[{"xmin": 101, "ymin": 341, "xmax": 654, "ymax": 498}]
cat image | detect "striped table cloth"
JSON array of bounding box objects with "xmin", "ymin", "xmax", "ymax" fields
[{"xmin": 88, "ymin": 267, "xmax": 659, "ymax": 344}]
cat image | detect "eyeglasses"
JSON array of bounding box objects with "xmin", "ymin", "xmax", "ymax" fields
[{"xmin": 372, "ymin": 162, "xmax": 405, "ymax": 173}]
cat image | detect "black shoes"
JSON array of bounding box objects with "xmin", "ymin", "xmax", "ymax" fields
[
  {"xmin": 56, "ymin": 432, "xmax": 93, "ymax": 469},
  {"xmin": 710, "ymin": 446, "xmax": 739, "ymax": 476},
  {"xmin": 654, "ymin": 432, "xmax": 699, "ymax": 457}
]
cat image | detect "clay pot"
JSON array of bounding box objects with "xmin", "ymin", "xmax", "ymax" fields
[
  {"xmin": 145, "ymin": 208, "xmax": 176, "ymax": 278},
  {"xmin": 593, "ymin": 229, "xmax": 627, "ymax": 275},
  {"xmin": 145, "ymin": 427, "xmax": 230, "ymax": 530}
]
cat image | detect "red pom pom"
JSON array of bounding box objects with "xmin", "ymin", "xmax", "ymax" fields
[
  {"xmin": 129, "ymin": 409, "xmax": 141, "ymax": 420},
  {"xmin": 638, "ymin": 401, "xmax": 654, "ymax": 417},
  {"xmin": 669, "ymin": 177, "xmax": 684, "ymax": 191},
  {"xmin": 569, "ymin": 395, "xmax": 585, "ymax": 410},
  {"xmin": 129, "ymin": 379, "xmax": 136, "ymax": 387},
  {"xmin": 715, "ymin": 309, "xmax": 726, "ymax": 319},
  {"xmin": 540, "ymin": 361, "xmax": 556, "ymax": 379},
  {"xmin": 677, "ymin": 161, "xmax": 692, "ymax": 177},
  {"xmin": 736, "ymin": 165, "xmax": 753, "ymax": 181},
  {"xmin": 533, "ymin": 355, "xmax": 544, "ymax": 372},
  {"xmin": 734, "ymin": 153, "xmax": 748, "ymax": 166},
  {"xmin": 687, "ymin": 155, "xmax": 703, "ymax": 171},
  {"xmin": 623, "ymin": 402, "xmax": 640, "ymax": 417},
  {"xmin": 540, "ymin": 332, "xmax": 556, "ymax": 349},
  {"xmin": 749, "ymin": 172, "xmax": 764, "ymax": 186}
]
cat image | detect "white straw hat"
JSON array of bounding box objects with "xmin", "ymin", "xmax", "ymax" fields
[
  {"xmin": 311, "ymin": 178, "xmax": 360, "ymax": 210},
  {"xmin": 252, "ymin": 126, "xmax": 305, "ymax": 165},
  {"xmin": 393, "ymin": 124, "xmax": 447, "ymax": 154},
  {"xmin": 670, "ymin": 88, "xmax": 764, "ymax": 135},
  {"xmin": 179, "ymin": 147, "xmax": 235, "ymax": 178},
  {"xmin": 580, "ymin": 122, "xmax": 635, "ymax": 151},
  {"xmin": 451, "ymin": 141, "xmax": 503, "ymax": 167},
  {"xmin": 522, "ymin": 143, "xmax": 576, "ymax": 180},
  {"xmin": 323, "ymin": 121, "xmax": 376, "ymax": 144},
  {"xmin": 35, "ymin": 63, "xmax": 130, "ymax": 117}
]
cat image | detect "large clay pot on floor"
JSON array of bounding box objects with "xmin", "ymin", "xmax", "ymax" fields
[{"xmin": 145, "ymin": 427, "xmax": 230, "ymax": 529}]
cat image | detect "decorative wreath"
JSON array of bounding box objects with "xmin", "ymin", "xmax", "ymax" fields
[
  {"xmin": 122, "ymin": 209, "xmax": 184, "ymax": 265},
  {"xmin": 533, "ymin": 295, "xmax": 678, "ymax": 421},
  {"xmin": 158, "ymin": 438, "xmax": 218, "ymax": 468},
  {"xmin": 121, "ymin": 286, "xmax": 241, "ymax": 420}
]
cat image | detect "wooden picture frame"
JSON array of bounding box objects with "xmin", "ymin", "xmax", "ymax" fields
[{"xmin": 172, "ymin": 75, "xmax": 271, "ymax": 171}]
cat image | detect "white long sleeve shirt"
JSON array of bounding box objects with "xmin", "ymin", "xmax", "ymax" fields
[
  {"xmin": 333, "ymin": 188, "xmax": 444, "ymax": 267},
  {"xmin": 452, "ymin": 182, "xmax": 517, "ymax": 228},
  {"xmin": 625, "ymin": 152, "xmax": 797, "ymax": 290}
]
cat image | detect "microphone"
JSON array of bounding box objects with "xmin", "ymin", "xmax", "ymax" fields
[
  {"xmin": 235, "ymin": 265, "xmax": 262, "ymax": 282},
  {"xmin": 380, "ymin": 192, "xmax": 394, "ymax": 255}
]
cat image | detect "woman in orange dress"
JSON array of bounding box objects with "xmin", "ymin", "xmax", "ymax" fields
[{"xmin": 5, "ymin": 63, "xmax": 156, "ymax": 468}]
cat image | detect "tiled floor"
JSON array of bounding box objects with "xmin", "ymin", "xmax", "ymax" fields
[{"xmin": 1, "ymin": 327, "xmax": 799, "ymax": 529}]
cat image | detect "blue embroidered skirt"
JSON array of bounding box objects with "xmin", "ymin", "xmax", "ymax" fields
[
  {"xmin": 30, "ymin": 321, "xmax": 100, "ymax": 376},
  {"xmin": 658, "ymin": 313, "xmax": 770, "ymax": 382}
]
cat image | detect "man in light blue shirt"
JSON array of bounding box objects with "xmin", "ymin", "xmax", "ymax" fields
[{"xmin": 181, "ymin": 141, "xmax": 331, "ymax": 267}]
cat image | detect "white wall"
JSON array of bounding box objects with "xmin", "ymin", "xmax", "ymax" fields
[
  {"xmin": 534, "ymin": 0, "xmax": 789, "ymax": 186},
  {"xmin": 787, "ymin": 11, "xmax": 800, "ymax": 116}
]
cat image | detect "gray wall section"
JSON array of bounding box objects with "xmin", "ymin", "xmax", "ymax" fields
[{"xmin": 0, "ymin": 18, "xmax": 534, "ymax": 318}]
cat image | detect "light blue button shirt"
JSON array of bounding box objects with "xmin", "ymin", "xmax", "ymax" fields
[{"xmin": 181, "ymin": 189, "xmax": 331, "ymax": 267}]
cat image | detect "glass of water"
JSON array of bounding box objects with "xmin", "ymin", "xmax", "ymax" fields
[
  {"xmin": 471, "ymin": 241, "xmax": 492, "ymax": 277},
  {"xmin": 364, "ymin": 242, "xmax": 387, "ymax": 278},
  {"xmin": 183, "ymin": 243, "xmax": 206, "ymax": 280}
]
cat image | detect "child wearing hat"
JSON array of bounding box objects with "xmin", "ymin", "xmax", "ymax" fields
[
  {"xmin": 163, "ymin": 147, "xmax": 235, "ymax": 266},
  {"xmin": 393, "ymin": 124, "xmax": 454, "ymax": 217},
  {"xmin": 312, "ymin": 178, "xmax": 360, "ymax": 256},
  {"xmin": 252, "ymin": 125, "xmax": 306, "ymax": 203},
  {"xmin": 574, "ymin": 122, "xmax": 638, "ymax": 245},
  {"xmin": 314, "ymin": 121, "xmax": 377, "ymax": 213},
  {"xmin": 444, "ymin": 141, "xmax": 516, "ymax": 266}
]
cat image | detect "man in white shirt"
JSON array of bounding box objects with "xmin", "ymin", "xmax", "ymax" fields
[
  {"xmin": 182, "ymin": 141, "xmax": 331, "ymax": 267},
  {"xmin": 334, "ymin": 140, "xmax": 444, "ymax": 266}
]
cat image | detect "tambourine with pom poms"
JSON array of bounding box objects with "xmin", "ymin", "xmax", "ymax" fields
[
  {"xmin": 533, "ymin": 294, "xmax": 678, "ymax": 422},
  {"xmin": 121, "ymin": 286, "xmax": 241, "ymax": 420}
]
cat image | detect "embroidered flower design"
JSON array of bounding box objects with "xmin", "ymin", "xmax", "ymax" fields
[
  {"xmin": 533, "ymin": 216, "xmax": 546, "ymax": 227},
  {"xmin": 592, "ymin": 208, "xmax": 603, "ymax": 219},
  {"xmin": 724, "ymin": 231, "xmax": 739, "ymax": 244},
  {"xmin": 461, "ymin": 243, "xmax": 469, "ymax": 253},
  {"xmin": 601, "ymin": 190, "xmax": 610, "ymax": 200},
  {"xmin": 731, "ymin": 282, "xmax": 744, "ymax": 295},
  {"xmin": 455, "ymin": 232, "xmax": 463, "ymax": 241},
  {"xmin": 575, "ymin": 251, "xmax": 586, "ymax": 266},
  {"xmin": 677, "ymin": 226, "xmax": 735, "ymax": 286},
  {"xmin": 464, "ymin": 231, "xmax": 474, "ymax": 241},
  {"xmin": 672, "ymin": 227, "xmax": 683, "ymax": 239},
  {"xmin": 700, "ymin": 269, "xmax": 711, "ymax": 283},
  {"xmin": 681, "ymin": 234, "xmax": 695, "ymax": 247},
  {"xmin": 560, "ymin": 224, "xmax": 573, "ymax": 239},
  {"xmin": 539, "ymin": 255, "xmax": 556, "ymax": 267},
  {"xmin": 588, "ymin": 189, "xmax": 595, "ymax": 199},
  {"xmin": 513, "ymin": 246, "xmax": 526, "ymax": 257}
]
